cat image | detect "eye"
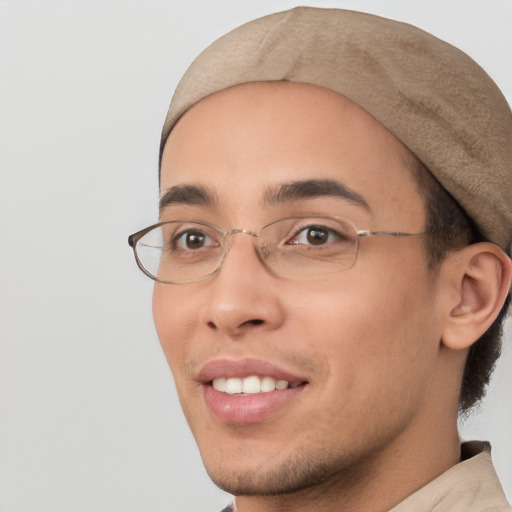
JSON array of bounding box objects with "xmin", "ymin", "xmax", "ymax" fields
[
  {"xmin": 173, "ymin": 229, "xmax": 216, "ymax": 250},
  {"xmin": 290, "ymin": 225, "xmax": 342, "ymax": 246}
]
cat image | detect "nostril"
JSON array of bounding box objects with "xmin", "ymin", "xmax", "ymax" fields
[{"xmin": 206, "ymin": 318, "xmax": 263, "ymax": 331}]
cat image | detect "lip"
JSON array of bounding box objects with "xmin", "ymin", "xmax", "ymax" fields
[
  {"xmin": 198, "ymin": 358, "xmax": 307, "ymax": 383},
  {"xmin": 199, "ymin": 358, "xmax": 309, "ymax": 424}
]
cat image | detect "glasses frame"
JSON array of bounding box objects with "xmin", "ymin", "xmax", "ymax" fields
[{"xmin": 128, "ymin": 217, "xmax": 425, "ymax": 284}]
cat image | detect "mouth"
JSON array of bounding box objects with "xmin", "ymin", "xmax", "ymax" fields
[
  {"xmin": 211, "ymin": 375, "xmax": 305, "ymax": 395},
  {"xmin": 198, "ymin": 358, "xmax": 309, "ymax": 424}
]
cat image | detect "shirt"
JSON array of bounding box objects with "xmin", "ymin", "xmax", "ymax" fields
[{"xmin": 390, "ymin": 441, "xmax": 511, "ymax": 512}]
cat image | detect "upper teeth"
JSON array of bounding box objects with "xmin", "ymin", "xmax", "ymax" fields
[{"xmin": 212, "ymin": 376, "xmax": 292, "ymax": 395}]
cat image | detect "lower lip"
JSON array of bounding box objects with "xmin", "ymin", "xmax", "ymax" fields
[{"xmin": 203, "ymin": 384, "xmax": 305, "ymax": 424}]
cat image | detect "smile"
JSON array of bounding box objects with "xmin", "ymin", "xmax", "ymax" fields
[
  {"xmin": 212, "ymin": 376, "xmax": 304, "ymax": 395},
  {"xmin": 199, "ymin": 359, "xmax": 309, "ymax": 423}
]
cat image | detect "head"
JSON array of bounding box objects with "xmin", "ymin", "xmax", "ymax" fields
[
  {"xmin": 151, "ymin": 81, "xmax": 511, "ymax": 501},
  {"xmin": 138, "ymin": 6, "xmax": 512, "ymax": 505}
]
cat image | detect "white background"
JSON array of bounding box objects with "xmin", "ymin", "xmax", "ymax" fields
[{"xmin": 0, "ymin": 1, "xmax": 511, "ymax": 511}]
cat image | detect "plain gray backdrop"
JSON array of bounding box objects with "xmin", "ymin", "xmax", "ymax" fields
[{"xmin": 0, "ymin": 1, "xmax": 511, "ymax": 511}]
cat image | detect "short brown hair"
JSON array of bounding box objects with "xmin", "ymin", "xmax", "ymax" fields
[{"xmin": 409, "ymin": 155, "xmax": 510, "ymax": 413}]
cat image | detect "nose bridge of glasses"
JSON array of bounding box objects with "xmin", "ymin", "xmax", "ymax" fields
[
  {"xmin": 220, "ymin": 228, "xmax": 264, "ymax": 267},
  {"xmin": 224, "ymin": 228, "xmax": 261, "ymax": 238}
]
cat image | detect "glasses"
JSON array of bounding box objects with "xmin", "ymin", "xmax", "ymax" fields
[{"xmin": 128, "ymin": 216, "xmax": 425, "ymax": 284}]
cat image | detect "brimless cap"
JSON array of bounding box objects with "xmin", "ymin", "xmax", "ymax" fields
[{"xmin": 161, "ymin": 7, "xmax": 512, "ymax": 254}]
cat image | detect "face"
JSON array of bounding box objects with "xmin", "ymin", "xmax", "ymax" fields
[{"xmin": 154, "ymin": 82, "xmax": 446, "ymax": 496}]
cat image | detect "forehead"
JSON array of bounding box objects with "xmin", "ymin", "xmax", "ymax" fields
[{"xmin": 160, "ymin": 82, "xmax": 425, "ymax": 227}]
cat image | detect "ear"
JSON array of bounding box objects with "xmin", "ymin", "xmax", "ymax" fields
[{"xmin": 441, "ymin": 243, "xmax": 512, "ymax": 350}]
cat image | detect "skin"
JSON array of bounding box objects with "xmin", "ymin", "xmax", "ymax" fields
[{"xmin": 154, "ymin": 82, "xmax": 468, "ymax": 512}]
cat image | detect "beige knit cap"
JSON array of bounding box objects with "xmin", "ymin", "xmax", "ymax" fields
[{"xmin": 161, "ymin": 7, "xmax": 512, "ymax": 253}]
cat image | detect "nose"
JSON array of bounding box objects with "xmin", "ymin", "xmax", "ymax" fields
[{"xmin": 200, "ymin": 233, "xmax": 285, "ymax": 337}]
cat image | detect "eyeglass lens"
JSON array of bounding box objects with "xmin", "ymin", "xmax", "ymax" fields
[{"xmin": 133, "ymin": 217, "xmax": 359, "ymax": 283}]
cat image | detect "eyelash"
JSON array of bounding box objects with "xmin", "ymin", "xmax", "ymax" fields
[{"xmin": 286, "ymin": 224, "xmax": 344, "ymax": 246}]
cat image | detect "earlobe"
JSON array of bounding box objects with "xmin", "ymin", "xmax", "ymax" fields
[{"xmin": 441, "ymin": 243, "xmax": 512, "ymax": 351}]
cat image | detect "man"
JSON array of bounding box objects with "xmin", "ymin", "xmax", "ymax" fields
[{"xmin": 129, "ymin": 7, "xmax": 511, "ymax": 511}]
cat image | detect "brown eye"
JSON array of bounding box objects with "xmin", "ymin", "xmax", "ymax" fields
[
  {"xmin": 185, "ymin": 231, "xmax": 205, "ymax": 248},
  {"xmin": 174, "ymin": 230, "xmax": 210, "ymax": 250},
  {"xmin": 291, "ymin": 226, "xmax": 339, "ymax": 246},
  {"xmin": 306, "ymin": 227, "xmax": 329, "ymax": 245}
]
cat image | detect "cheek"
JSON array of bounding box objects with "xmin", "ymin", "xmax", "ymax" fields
[
  {"xmin": 152, "ymin": 284, "xmax": 196, "ymax": 375},
  {"xmin": 294, "ymin": 261, "xmax": 440, "ymax": 408}
]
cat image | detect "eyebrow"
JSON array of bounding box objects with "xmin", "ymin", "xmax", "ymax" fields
[
  {"xmin": 159, "ymin": 184, "xmax": 216, "ymax": 211},
  {"xmin": 264, "ymin": 179, "xmax": 370, "ymax": 210}
]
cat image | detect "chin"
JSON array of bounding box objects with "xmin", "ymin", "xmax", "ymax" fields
[{"xmin": 202, "ymin": 446, "xmax": 361, "ymax": 497}]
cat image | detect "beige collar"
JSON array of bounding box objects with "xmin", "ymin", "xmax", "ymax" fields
[{"xmin": 390, "ymin": 442, "xmax": 511, "ymax": 512}]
